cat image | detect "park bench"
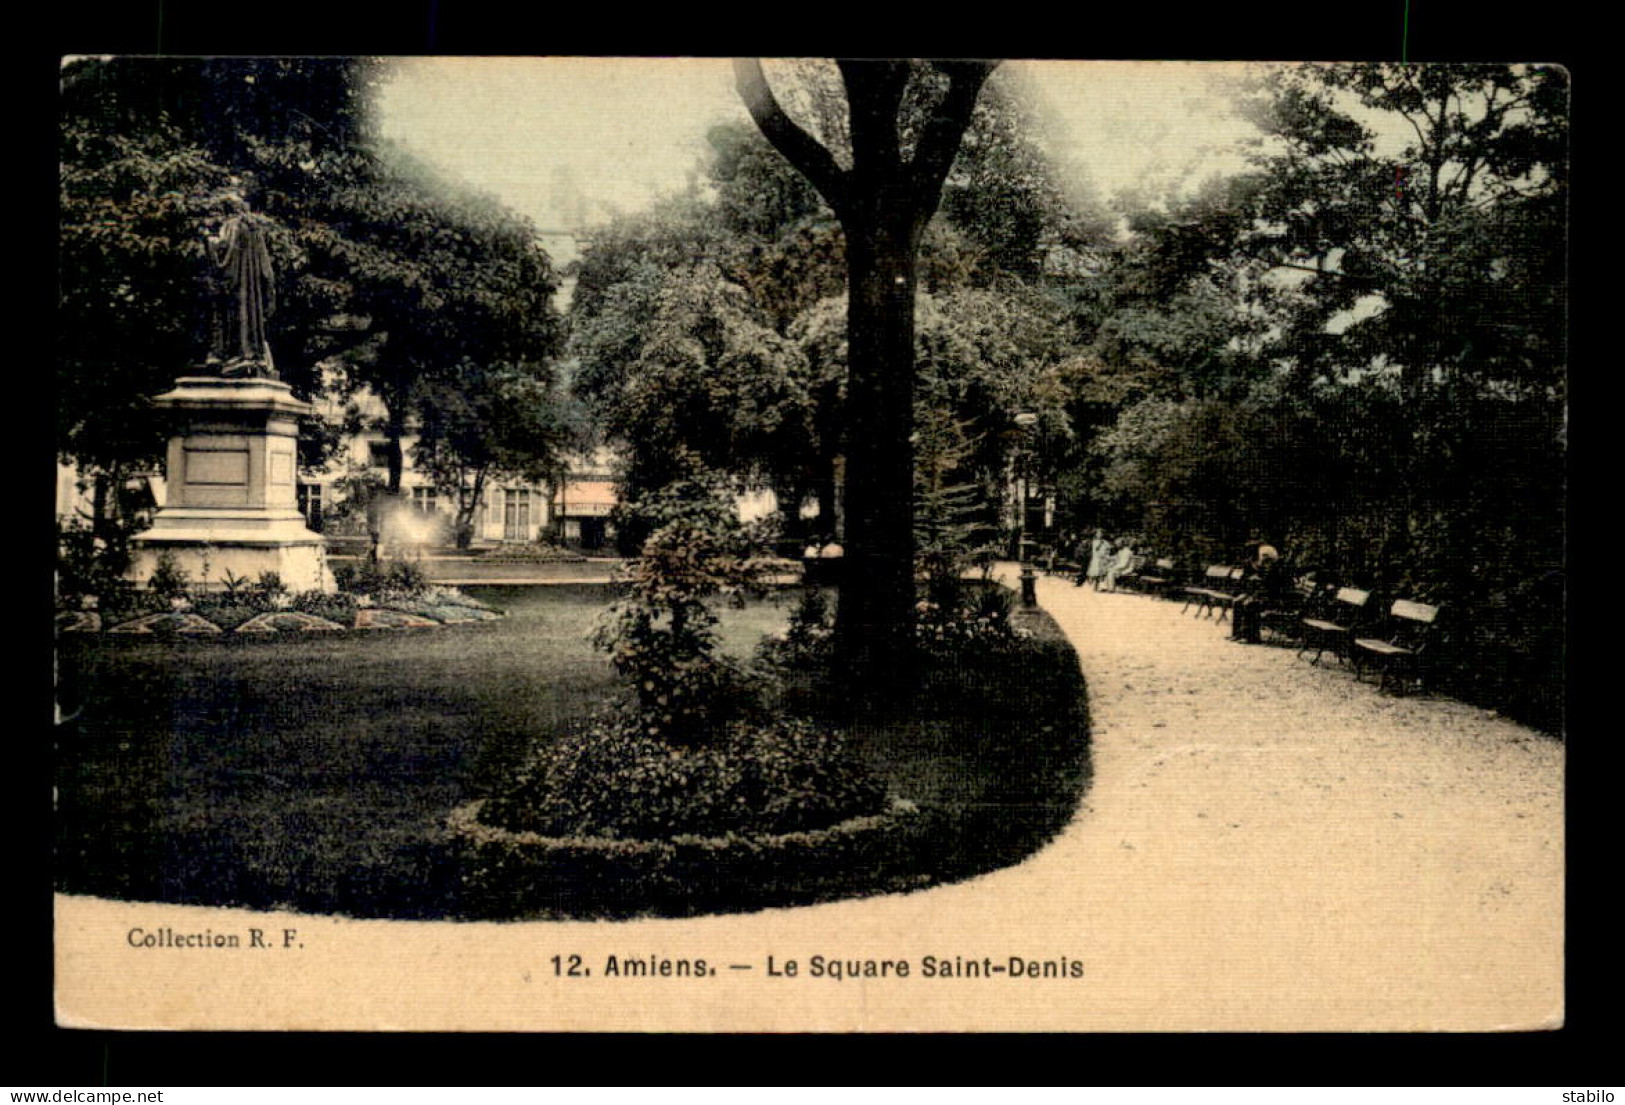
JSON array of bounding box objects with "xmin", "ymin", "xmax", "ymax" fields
[
  {"xmin": 1297, "ymin": 586, "xmax": 1373, "ymax": 666},
  {"xmin": 1048, "ymin": 554, "xmax": 1082, "ymax": 578},
  {"xmin": 1181, "ymin": 565, "xmax": 1245, "ymax": 620},
  {"xmin": 1351, "ymin": 599, "xmax": 1442, "ymax": 693},
  {"xmin": 1118, "ymin": 556, "xmax": 1178, "ymax": 597},
  {"xmin": 1259, "ymin": 574, "xmax": 1327, "ymax": 645},
  {"xmin": 1180, "ymin": 565, "xmax": 1229, "ymax": 614}
]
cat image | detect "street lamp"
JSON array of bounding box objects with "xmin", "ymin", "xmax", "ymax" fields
[
  {"xmin": 1013, "ymin": 411, "xmax": 1039, "ymax": 606},
  {"xmin": 1012, "ymin": 411, "xmax": 1040, "ymax": 558}
]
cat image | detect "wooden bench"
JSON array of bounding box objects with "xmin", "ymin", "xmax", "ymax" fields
[
  {"xmin": 1181, "ymin": 565, "xmax": 1244, "ymax": 620},
  {"xmin": 1352, "ymin": 599, "xmax": 1441, "ymax": 693},
  {"xmin": 1297, "ymin": 586, "xmax": 1373, "ymax": 665},
  {"xmin": 1118, "ymin": 556, "xmax": 1178, "ymax": 597},
  {"xmin": 1259, "ymin": 574, "xmax": 1326, "ymax": 644},
  {"xmin": 1048, "ymin": 558, "xmax": 1082, "ymax": 578},
  {"xmin": 1180, "ymin": 565, "xmax": 1230, "ymax": 614}
]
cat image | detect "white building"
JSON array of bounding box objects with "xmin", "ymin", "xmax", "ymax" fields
[{"xmin": 298, "ymin": 380, "xmax": 619, "ymax": 551}]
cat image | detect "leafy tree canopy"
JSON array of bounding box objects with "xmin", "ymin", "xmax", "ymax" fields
[{"xmin": 60, "ymin": 56, "xmax": 566, "ymax": 501}]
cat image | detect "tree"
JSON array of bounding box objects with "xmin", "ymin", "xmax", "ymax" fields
[
  {"xmin": 254, "ymin": 139, "xmax": 564, "ymax": 495},
  {"xmin": 59, "ymin": 56, "xmax": 566, "ymax": 523},
  {"xmin": 1063, "ymin": 63, "xmax": 1566, "ymax": 727},
  {"xmin": 736, "ymin": 58, "xmax": 998, "ymax": 686},
  {"xmin": 58, "ymin": 57, "xmax": 385, "ymax": 410},
  {"xmin": 1234, "ymin": 63, "xmax": 1567, "ymax": 580},
  {"xmin": 412, "ymin": 362, "xmax": 572, "ymax": 547},
  {"xmin": 58, "ymin": 115, "xmax": 232, "ymax": 536},
  {"xmin": 574, "ymin": 262, "xmax": 809, "ymax": 549},
  {"xmin": 1237, "ymin": 62, "xmax": 1567, "ymax": 399}
]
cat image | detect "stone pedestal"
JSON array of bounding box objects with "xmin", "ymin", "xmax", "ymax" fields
[{"xmin": 128, "ymin": 377, "xmax": 335, "ymax": 593}]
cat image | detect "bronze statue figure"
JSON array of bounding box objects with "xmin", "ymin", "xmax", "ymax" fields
[{"xmin": 202, "ymin": 189, "xmax": 279, "ymax": 379}]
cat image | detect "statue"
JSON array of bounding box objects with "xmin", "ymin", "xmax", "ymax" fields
[{"xmin": 202, "ymin": 188, "xmax": 279, "ymax": 380}]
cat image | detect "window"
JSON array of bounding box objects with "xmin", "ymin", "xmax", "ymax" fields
[
  {"xmin": 297, "ymin": 482, "xmax": 324, "ymax": 531},
  {"xmin": 503, "ymin": 488, "xmax": 532, "ymax": 541},
  {"xmin": 411, "ymin": 486, "xmax": 439, "ymax": 514},
  {"xmin": 367, "ymin": 441, "xmax": 392, "ymax": 469}
]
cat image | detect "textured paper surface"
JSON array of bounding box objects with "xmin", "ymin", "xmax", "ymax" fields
[{"xmin": 55, "ymin": 57, "xmax": 1565, "ymax": 1033}]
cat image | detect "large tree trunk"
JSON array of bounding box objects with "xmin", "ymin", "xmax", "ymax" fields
[
  {"xmin": 734, "ymin": 57, "xmax": 997, "ymax": 699},
  {"xmin": 834, "ymin": 209, "xmax": 922, "ymax": 687}
]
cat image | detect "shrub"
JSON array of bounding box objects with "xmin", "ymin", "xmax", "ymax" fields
[
  {"xmin": 914, "ymin": 579, "xmax": 1028, "ymax": 654},
  {"xmin": 333, "ymin": 558, "xmax": 431, "ymax": 600},
  {"xmin": 56, "ymin": 518, "xmax": 132, "ymax": 603},
  {"xmin": 755, "ymin": 587, "xmax": 835, "ymax": 675},
  {"xmin": 382, "ymin": 558, "xmax": 430, "ymax": 596},
  {"xmin": 478, "ymin": 714, "xmax": 887, "ymax": 840},
  {"xmin": 757, "ymin": 580, "xmax": 1033, "ymax": 718},
  {"xmin": 147, "ymin": 551, "xmax": 190, "ymax": 598},
  {"xmin": 477, "ymin": 540, "xmax": 584, "ymax": 563},
  {"xmin": 595, "ymin": 464, "xmax": 779, "ymax": 746}
]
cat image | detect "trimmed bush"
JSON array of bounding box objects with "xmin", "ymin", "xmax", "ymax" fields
[
  {"xmin": 478, "ymin": 714, "xmax": 888, "ymax": 840},
  {"xmin": 147, "ymin": 551, "xmax": 190, "ymax": 597},
  {"xmin": 450, "ymin": 796, "xmax": 924, "ymax": 918},
  {"xmin": 476, "ymin": 541, "xmax": 586, "ymax": 563}
]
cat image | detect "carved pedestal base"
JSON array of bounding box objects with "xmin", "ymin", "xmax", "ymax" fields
[{"xmin": 128, "ymin": 377, "xmax": 335, "ymax": 593}]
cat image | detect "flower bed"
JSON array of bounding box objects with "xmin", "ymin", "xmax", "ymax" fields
[
  {"xmin": 475, "ymin": 541, "xmax": 588, "ymax": 563},
  {"xmin": 56, "ymin": 583, "xmax": 503, "ymax": 636}
]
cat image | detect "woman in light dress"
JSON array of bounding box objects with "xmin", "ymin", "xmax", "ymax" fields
[
  {"xmin": 1102, "ymin": 537, "xmax": 1135, "ymax": 592},
  {"xmin": 1083, "ymin": 529, "xmax": 1112, "ymax": 589}
]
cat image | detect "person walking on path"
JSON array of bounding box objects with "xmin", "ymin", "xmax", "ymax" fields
[{"xmin": 1081, "ymin": 529, "xmax": 1110, "ymax": 588}]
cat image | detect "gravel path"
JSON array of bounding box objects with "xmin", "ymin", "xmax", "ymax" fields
[{"xmin": 970, "ymin": 568, "xmax": 1564, "ymax": 1029}]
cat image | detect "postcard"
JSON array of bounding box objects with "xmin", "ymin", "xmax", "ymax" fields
[{"xmin": 55, "ymin": 56, "xmax": 1565, "ymax": 1032}]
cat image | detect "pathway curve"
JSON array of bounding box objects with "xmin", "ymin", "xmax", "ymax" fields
[{"xmin": 952, "ymin": 568, "xmax": 1564, "ymax": 1029}]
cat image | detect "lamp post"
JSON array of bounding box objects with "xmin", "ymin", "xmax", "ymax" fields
[{"xmin": 1013, "ymin": 411, "xmax": 1039, "ymax": 606}]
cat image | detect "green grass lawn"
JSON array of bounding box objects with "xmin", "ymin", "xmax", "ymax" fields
[
  {"xmin": 55, "ymin": 584, "xmax": 1091, "ymax": 919},
  {"xmin": 55, "ymin": 585, "xmax": 791, "ymax": 917}
]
